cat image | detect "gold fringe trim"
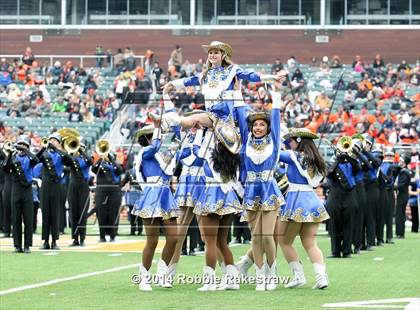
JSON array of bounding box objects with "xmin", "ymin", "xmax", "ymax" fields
[
  {"xmin": 193, "ymin": 199, "xmax": 242, "ymax": 216},
  {"xmin": 279, "ymin": 207, "xmax": 330, "ymax": 223},
  {"xmin": 244, "ymin": 194, "xmax": 285, "ymax": 211},
  {"xmin": 131, "ymin": 208, "xmax": 178, "ymax": 220},
  {"xmin": 176, "ymin": 194, "xmax": 195, "ymax": 208}
]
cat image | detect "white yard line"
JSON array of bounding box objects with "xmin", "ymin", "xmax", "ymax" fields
[{"xmin": 0, "ymin": 263, "xmax": 140, "ymax": 296}]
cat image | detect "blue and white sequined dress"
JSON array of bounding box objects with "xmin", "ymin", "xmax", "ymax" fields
[
  {"xmin": 193, "ymin": 130, "xmax": 241, "ymax": 216},
  {"xmin": 131, "ymin": 129, "xmax": 179, "ymax": 220},
  {"xmin": 172, "ymin": 65, "xmax": 266, "ymax": 123},
  {"xmin": 174, "ymin": 131, "xmax": 206, "ymax": 207},
  {"xmin": 235, "ymin": 90, "xmax": 285, "ymax": 212},
  {"xmin": 279, "ymin": 150, "xmax": 329, "ymax": 223}
]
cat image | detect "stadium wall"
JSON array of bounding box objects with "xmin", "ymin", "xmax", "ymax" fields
[{"xmin": 0, "ymin": 29, "xmax": 419, "ymax": 65}]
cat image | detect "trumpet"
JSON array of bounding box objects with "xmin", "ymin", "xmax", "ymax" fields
[
  {"xmin": 63, "ymin": 135, "xmax": 80, "ymax": 154},
  {"xmin": 3, "ymin": 140, "xmax": 16, "ymax": 155},
  {"xmin": 41, "ymin": 137, "xmax": 49, "ymax": 148},
  {"xmin": 324, "ymin": 136, "xmax": 355, "ymax": 157},
  {"xmin": 96, "ymin": 139, "xmax": 110, "ymax": 159},
  {"xmin": 337, "ymin": 136, "xmax": 354, "ymax": 154}
]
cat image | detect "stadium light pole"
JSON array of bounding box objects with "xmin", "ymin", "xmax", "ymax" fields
[
  {"xmin": 320, "ymin": 0, "xmax": 326, "ymax": 28},
  {"xmin": 190, "ymin": 0, "xmax": 195, "ymax": 27},
  {"xmin": 61, "ymin": 0, "xmax": 67, "ymax": 27}
]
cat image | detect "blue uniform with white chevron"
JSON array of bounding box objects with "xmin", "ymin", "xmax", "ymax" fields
[{"xmin": 132, "ymin": 129, "xmax": 179, "ymax": 220}]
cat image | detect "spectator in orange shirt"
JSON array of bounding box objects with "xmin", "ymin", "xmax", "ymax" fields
[
  {"xmin": 17, "ymin": 66, "xmax": 27, "ymax": 82},
  {"xmin": 359, "ymin": 73, "xmax": 373, "ymax": 90},
  {"xmin": 367, "ymin": 124, "xmax": 379, "ymax": 138},
  {"xmin": 374, "ymin": 110, "xmax": 385, "ymax": 124},
  {"xmin": 376, "ymin": 130, "xmax": 389, "ymax": 146}
]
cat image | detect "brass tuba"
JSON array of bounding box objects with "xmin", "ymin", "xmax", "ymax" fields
[
  {"xmin": 96, "ymin": 139, "xmax": 110, "ymax": 158},
  {"xmin": 63, "ymin": 135, "xmax": 80, "ymax": 154}
]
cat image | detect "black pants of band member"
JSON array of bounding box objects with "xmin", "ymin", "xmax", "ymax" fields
[
  {"xmin": 395, "ymin": 193, "xmax": 408, "ymax": 237},
  {"xmin": 59, "ymin": 183, "xmax": 68, "ymax": 232},
  {"xmin": 11, "ymin": 183, "xmax": 33, "ymax": 248},
  {"xmin": 2, "ymin": 180, "xmax": 12, "ymax": 234},
  {"xmin": 410, "ymin": 205, "xmax": 419, "ymax": 233},
  {"xmin": 376, "ymin": 187, "xmax": 387, "ymax": 243},
  {"xmin": 352, "ymin": 183, "xmax": 366, "ymax": 249},
  {"xmin": 383, "ymin": 189, "xmax": 395, "ymax": 240},
  {"xmin": 327, "ymin": 187, "xmax": 356, "ymax": 255},
  {"xmin": 363, "ymin": 182, "xmax": 379, "ymax": 246},
  {"xmin": 96, "ymin": 186, "xmax": 121, "ymax": 239},
  {"xmin": 40, "ymin": 182, "xmax": 61, "ymax": 242},
  {"xmin": 68, "ymin": 180, "xmax": 90, "ymax": 241}
]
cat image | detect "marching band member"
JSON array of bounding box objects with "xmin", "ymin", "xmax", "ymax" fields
[
  {"xmin": 234, "ymin": 88, "xmax": 286, "ymax": 291},
  {"xmin": 326, "ymin": 137, "xmax": 360, "ymax": 258},
  {"xmin": 277, "ymin": 128, "xmax": 329, "ymax": 289},
  {"xmin": 67, "ymin": 141, "xmax": 92, "ymax": 246},
  {"xmin": 131, "ymin": 121, "xmax": 178, "ymax": 291},
  {"xmin": 350, "ymin": 135, "xmax": 370, "ymax": 254},
  {"xmin": 1, "ymin": 143, "xmax": 13, "ymax": 238},
  {"xmin": 371, "ymin": 144, "xmax": 385, "ymax": 246},
  {"xmin": 360, "ymin": 135, "xmax": 380, "ymax": 251},
  {"xmin": 91, "ymin": 142, "xmax": 123, "ymax": 243},
  {"xmin": 395, "ymin": 155, "xmax": 412, "ymax": 238},
  {"xmin": 379, "ymin": 148, "xmax": 398, "ymax": 244},
  {"xmin": 36, "ymin": 132, "xmax": 71, "ymax": 250},
  {"xmin": 1, "ymin": 135, "xmax": 38, "ymax": 253}
]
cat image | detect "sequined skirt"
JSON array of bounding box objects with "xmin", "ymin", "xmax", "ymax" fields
[
  {"xmin": 193, "ymin": 185, "xmax": 242, "ymax": 216},
  {"xmin": 243, "ymin": 180, "xmax": 285, "ymax": 211},
  {"xmin": 132, "ymin": 185, "xmax": 178, "ymax": 220},
  {"xmin": 280, "ymin": 191, "xmax": 329, "ymax": 223},
  {"xmin": 174, "ymin": 175, "xmax": 206, "ymax": 207}
]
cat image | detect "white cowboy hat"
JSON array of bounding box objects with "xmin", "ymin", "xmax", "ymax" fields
[{"xmin": 201, "ymin": 41, "xmax": 233, "ymax": 58}]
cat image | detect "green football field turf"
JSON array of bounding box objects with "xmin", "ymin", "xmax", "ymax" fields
[{"xmin": 0, "ymin": 231, "xmax": 419, "ymax": 310}]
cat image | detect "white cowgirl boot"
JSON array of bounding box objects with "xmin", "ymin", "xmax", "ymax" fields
[
  {"xmin": 156, "ymin": 259, "xmax": 172, "ymax": 288},
  {"xmin": 285, "ymin": 261, "xmax": 306, "ymax": 288},
  {"xmin": 167, "ymin": 263, "xmax": 177, "ymax": 286},
  {"xmin": 216, "ymin": 261, "xmax": 226, "ymax": 290},
  {"xmin": 161, "ymin": 112, "xmax": 181, "ymax": 132},
  {"xmin": 197, "ymin": 266, "xmax": 217, "ymax": 291},
  {"xmin": 236, "ymin": 254, "xmax": 253, "ymax": 277},
  {"xmin": 312, "ymin": 263, "xmax": 329, "ymax": 289},
  {"xmin": 254, "ymin": 264, "xmax": 266, "ymax": 291},
  {"xmin": 265, "ymin": 261, "xmax": 278, "ymax": 291},
  {"xmin": 217, "ymin": 265, "xmax": 240, "ymax": 291},
  {"xmin": 138, "ymin": 265, "xmax": 152, "ymax": 291}
]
